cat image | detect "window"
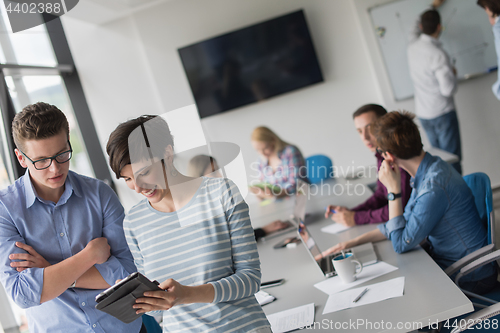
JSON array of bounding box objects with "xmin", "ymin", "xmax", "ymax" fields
[
  {"xmin": 0, "ymin": 9, "xmax": 115, "ymax": 332},
  {"xmin": 0, "ymin": 9, "xmax": 113, "ymax": 184}
]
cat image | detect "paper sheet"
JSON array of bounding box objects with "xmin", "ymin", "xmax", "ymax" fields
[
  {"xmin": 322, "ymin": 277, "xmax": 405, "ymax": 314},
  {"xmin": 321, "ymin": 223, "xmax": 349, "ymax": 234},
  {"xmin": 314, "ymin": 261, "xmax": 398, "ymax": 295},
  {"xmin": 267, "ymin": 303, "xmax": 315, "ymax": 333}
]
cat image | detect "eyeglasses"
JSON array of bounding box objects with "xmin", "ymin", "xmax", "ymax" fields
[{"xmin": 20, "ymin": 141, "xmax": 73, "ymax": 170}]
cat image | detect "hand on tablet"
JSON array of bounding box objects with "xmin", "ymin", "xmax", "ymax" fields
[
  {"xmin": 133, "ymin": 278, "xmax": 215, "ymax": 313},
  {"xmin": 133, "ymin": 278, "xmax": 185, "ymax": 312}
]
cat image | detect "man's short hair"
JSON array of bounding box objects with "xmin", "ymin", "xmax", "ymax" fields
[
  {"xmin": 420, "ymin": 10, "xmax": 441, "ymax": 35},
  {"xmin": 106, "ymin": 115, "xmax": 174, "ymax": 179},
  {"xmin": 352, "ymin": 104, "xmax": 388, "ymax": 119},
  {"xmin": 478, "ymin": 0, "xmax": 500, "ymax": 16},
  {"xmin": 370, "ymin": 111, "xmax": 423, "ymax": 160},
  {"xmin": 12, "ymin": 102, "xmax": 69, "ymax": 151}
]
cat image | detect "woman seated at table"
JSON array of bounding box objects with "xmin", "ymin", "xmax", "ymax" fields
[
  {"xmin": 250, "ymin": 126, "xmax": 306, "ymax": 199},
  {"xmin": 321, "ymin": 111, "xmax": 497, "ymax": 294},
  {"xmin": 106, "ymin": 116, "xmax": 271, "ymax": 332},
  {"xmin": 188, "ymin": 154, "xmax": 290, "ymax": 241}
]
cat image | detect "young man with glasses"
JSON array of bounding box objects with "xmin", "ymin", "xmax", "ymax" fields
[{"xmin": 0, "ymin": 102, "xmax": 144, "ymax": 333}]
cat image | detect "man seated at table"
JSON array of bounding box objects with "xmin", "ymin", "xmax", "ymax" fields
[
  {"xmin": 325, "ymin": 104, "xmax": 412, "ymax": 227},
  {"xmin": 321, "ymin": 111, "xmax": 497, "ymax": 294}
]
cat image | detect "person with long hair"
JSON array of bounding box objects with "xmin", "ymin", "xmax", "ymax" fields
[{"xmin": 250, "ymin": 126, "xmax": 306, "ymax": 199}]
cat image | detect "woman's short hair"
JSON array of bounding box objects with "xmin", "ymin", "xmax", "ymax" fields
[
  {"xmin": 106, "ymin": 115, "xmax": 174, "ymax": 179},
  {"xmin": 370, "ymin": 111, "xmax": 423, "ymax": 160},
  {"xmin": 478, "ymin": 0, "xmax": 500, "ymax": 16},
  {"xmin": 251, "ymin": 126, "xmax": 288, "ymax": 153},
  {"xmin": 12, "ymin": 102, "xmax": 69, "ymax": 151}
]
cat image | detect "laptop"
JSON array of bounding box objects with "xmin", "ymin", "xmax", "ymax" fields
[
  {"xmin": 260, "ymin": 179, "xmax": 309, "ymax": 241},
  {"xmin": 297, "ymin": 221, "xmax": 378, "ymax": 278}
]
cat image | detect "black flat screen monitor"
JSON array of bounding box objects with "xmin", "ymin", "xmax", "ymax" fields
[{"xmin": 178, "ymin": 10, "xmax": 324, "ymax": 118}]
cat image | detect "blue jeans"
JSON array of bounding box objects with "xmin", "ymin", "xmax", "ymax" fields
[{"xmin": 419, "ymin": 110, "xmax": 462, "ymax": 175}]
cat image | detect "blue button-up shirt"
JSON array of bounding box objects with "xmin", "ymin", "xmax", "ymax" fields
[
  {"xmin": 378, "ymin": 153, "xmax": 496, "ymax": 282},
  {"xmin": 0, "ymin": 170, "xmax": 142, "ymax": 333},
  {"xmin": 492, "ymin": 16, "xmax": 500, "ymax": 100}
]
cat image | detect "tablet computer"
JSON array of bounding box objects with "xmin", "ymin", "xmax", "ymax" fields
[{"xmin": 95, "ymin": 272, "xmax": 162, "ymax": 323}]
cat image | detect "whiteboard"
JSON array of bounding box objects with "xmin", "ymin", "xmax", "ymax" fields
[{"xmin": 369, "ymin": 0, "xmax": 497, "ymax": 101}]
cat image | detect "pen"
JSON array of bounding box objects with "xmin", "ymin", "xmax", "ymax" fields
[
  {"xmin": 325, "ymin": 207, "xmax": 336, "ymax": 214},
  {"xmin": 352, "ymin": 288, "xmax": 368, "ymax": 303}
]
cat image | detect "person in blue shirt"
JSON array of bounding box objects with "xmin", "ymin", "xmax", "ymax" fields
[
  {"xmin": 477, "ymin": 0, "xmax": 500, "ymax": 100},
  {"xmin": 321, "ymin": 111, "xmax": 497, "ymax": 294},
  {"xmin": 0, "ymin": 102, "xmax": 143, "ymax": 333}
]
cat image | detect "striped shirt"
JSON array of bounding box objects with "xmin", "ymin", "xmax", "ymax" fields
[{"xmin": 124, "ymin": 177, "xmax": 270, "ymax": 333}]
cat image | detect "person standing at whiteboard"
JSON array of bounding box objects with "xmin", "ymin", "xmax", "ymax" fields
[
  {"xmin": 407, "ymin": 0, "xmax": 462, "ymax": 174},
  {"xmin": 477, "ymin": 0, "xmax": 500, "ymax": 100}
]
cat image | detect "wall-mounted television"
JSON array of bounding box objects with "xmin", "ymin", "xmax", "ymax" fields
[{"xmin": 178, "ymin": 10, "xmax": 324, "ymax": 118}]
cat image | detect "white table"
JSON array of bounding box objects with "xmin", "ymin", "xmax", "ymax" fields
[
  {"xmin": 249, "ymin": 181, "xmax": 473, "ymax": 332},
  {"xmin": 246, "ymin": 177, "xmax": 373, "ymax": 228}
]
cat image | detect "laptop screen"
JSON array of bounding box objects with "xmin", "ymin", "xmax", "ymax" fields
[
  {"xmin": 298, "ymin": 221, "xmax": 322, "ymax": 260},
  {"xmin": 293, "ymin": 180, "xmax": 309, "ymax": 221}
]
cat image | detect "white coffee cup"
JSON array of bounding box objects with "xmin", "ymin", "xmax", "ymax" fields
[{"xmin": 332, "ymin": 253, "xmax": 363, "ymax": 284}]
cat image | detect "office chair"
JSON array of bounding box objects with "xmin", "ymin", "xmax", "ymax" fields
[
  {"xmin": 439, "ymin": 173, "xmax": 500, "ymax": 332},
  {"xmin": 142, "ymin": 314, "xmax": 162, "ymax": 333},
  {"xmin": 445, "ymin": 173, "xmax": 496, "ymax": 282},
  {"xmin": 305, "ymin": 155, "xmax": 333, "ymax": 184},
  {"xmin": 439, "ymin": 249, "xmax": 500, "ymax": 333}
]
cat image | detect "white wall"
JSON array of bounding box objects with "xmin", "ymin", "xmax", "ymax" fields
[
  {"xmin": 62, "ymin": 14, "xmax": 164, "ymax": 208},
  {"xmin": 62, "ymin": 0, "xmax": 500, "ymax": 210},
  {"xmin": 131, "ymin": 0, "xmax": 385, "ymax": 179},
  {"xmin": 63, "ymin": 0, "xmax": 384, "ymax": 210}
]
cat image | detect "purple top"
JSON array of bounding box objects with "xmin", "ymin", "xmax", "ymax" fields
[{"xmin": 352, "ymin": 152, "xmax": 412, "ymax": 224}]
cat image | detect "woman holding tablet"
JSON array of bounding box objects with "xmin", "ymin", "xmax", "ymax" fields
[
  {"xmin": 250, "ymin": 126, "xmax": 306, "ymax": 199},
  {"xmin": 106, "ymin": 116, "xmax": 270, "ymax": 333}
]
